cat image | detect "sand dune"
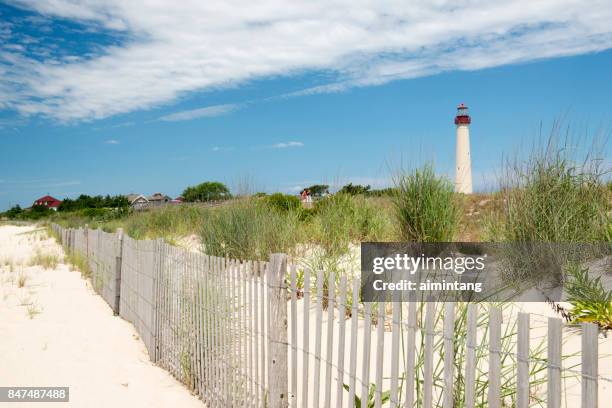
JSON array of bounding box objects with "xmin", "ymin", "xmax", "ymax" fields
[{"xmin": 0, "ymin": 225, "xmax": 203, "ymax": 408}]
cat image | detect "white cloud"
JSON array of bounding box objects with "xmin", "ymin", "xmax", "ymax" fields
[
  {"xmin": 104, "ymin": 139, "xmax": 120, "ymax": 144},
  {"xmin": 1, "ymin": 1, "xmax": 612, "ymax": 122},
  {"xmin": 160, "ymin": 104, "xmax": 239, "ymax": 122},
  {"xmin": 270, "ymin": 141, "xmax": 304, "ymax": 149},
  {"xmin": 211, "ymin": 146, "xmax": 233, "ymax": 152}
]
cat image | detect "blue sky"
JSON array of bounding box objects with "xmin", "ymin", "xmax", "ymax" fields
[{"xmin": 1, "ymin": 1, "xmax": 611, "ymax": 210}]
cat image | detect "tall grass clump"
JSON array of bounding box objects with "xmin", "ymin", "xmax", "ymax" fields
[
  {"xmin": 200, "ymin": 199, "xmax": 300, "ymax": 260},
  {"xmin": 312, "ymin": 193, "xmax": 392, "ymax": 257},
  {"xmin": 489, "ymin": 131, "xmax": 611, "ymax": 284},
  {"xmin": 29, "ymin": 250, "xmax": 59, "ymax": 270},
  {"xmin": 493, "ymin": 135, "xmax": 610, "ymax": 243},
  {"xmin": 393, "ymin": 164, "xmax": 461, "ymax": 242},
  {"xmin": 113, "ymin": 205, "xmax": 209, "ymax": 239},
  {"xmin": 65, "ymin": 250, "xmax": 92, "ymax": 279}
]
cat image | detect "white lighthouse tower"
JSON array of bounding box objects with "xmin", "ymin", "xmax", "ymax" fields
[{"xmin": 454, "ymin": 103, "xmax": 473, "ymax": 194}]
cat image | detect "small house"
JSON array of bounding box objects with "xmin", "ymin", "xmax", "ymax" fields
[
  {"xmin": 32, "ymin": 195, "xmax": 62, "ymax": 211},
  {"xmin": 126, "ymin": 193, "xmax": 149, "ymax": 210},
  {"xmin": 148, "ymin": 192, "xmax": 171, "ymax": 204}
]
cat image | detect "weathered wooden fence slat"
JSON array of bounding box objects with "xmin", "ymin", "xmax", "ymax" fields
[
  {"xmin": 582, "ymin": 322, "xmax": 598, "ymax": 408},
  {"xmin": 404, "ymin": 300, "xmax": 417, "ymax": 408},
  {"xmin": 348, "ymin": 279, "xmax": 360, "ymax": 408},
  {"xmin": 423, "ymin": 302, "xmax": 435, "ymax": 408},
  {"xmin": 361, "ymin": 302, "xmax": 373, "ymax": 407},
  {"xmin": 335, "ymin": 276, "xmax": 348, "ymax": 408},
  {"xmin": 464, "ymin": 303, "xmax": 478, "ymax": 408},
  {"xmin": 517, "ymin": 313, "xmax": 530, "ymax": 408},
  {"xmin": 548, "ymin": 317, "xmax": 562, "ymax": 408},
  {"xmin": 323, "ymin": 272, "xmax": 335, "ymax": 408},
  {"xmin": 312, "ymin": 270, "xmax": 324, "ymax": 408},
  {"xmin": 389, "ymin": 300, "xmax": 401, "ymax": 408},
  {"xmin": 301, "ymin": 267, "xmax": 311, "ymax": 408},
  {"xmin": 374, "ymin": 302, "xmax": 385, "ymax": 408},
  {"xmin": 488, "ymin": 307, "xmax": 502, "ymax": 408},
  {"xmin": 443, "ymin": 302, "xmax": 455, "ymax": 408}
]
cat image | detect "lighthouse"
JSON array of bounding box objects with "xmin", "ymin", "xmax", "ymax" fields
[{"xmin": 454, "ymin": 103, "xmax": 473, "ymax": 194}]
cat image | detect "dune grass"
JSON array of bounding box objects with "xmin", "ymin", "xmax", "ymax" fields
[
  {"xmin": 309, "ymin": 193, "xmax": 394, "ymax": 257},
  {"xmin": 29, "ymin": 250, "xmax": 59, "ymax": 270},
  {"xmin": 486, "ymin": 134, "xmax": 611, "ymax": 284},
  {"xmin": 200, "ymin": 199, "xmax": 300, "ymax": 260},
  {"xmin": 17, "ymin": 272, "xmax": 27, "ymax": 288},
  {"xmin": 492, "ymin": 138, "xmax": 610, "ymax": 243},
  {"xmin": 65, "ymin": 250, "xmax": 92, "ymax": 279},
  {"xmin": 392, "ymin": 164, "xmax": 462, "ymax": 242}
]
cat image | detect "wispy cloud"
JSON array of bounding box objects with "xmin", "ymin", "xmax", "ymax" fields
[
  {"xmin": 1, "ymin": 2, "xmax": 611, "ymax": 121},
  {"xmin": 104, "ymin": 139, "xmax": 120, "ymax": 144},
  {"xmin": 270, "ymin": 141, "xmax": 304, "ymax": 149},
  {"xmin": 160, "ymin": 104, "xmax": 239, "ymax": 122},
  {"xmin": 211, "ymin": 146, "xmax": 233, "ymax": 152}
]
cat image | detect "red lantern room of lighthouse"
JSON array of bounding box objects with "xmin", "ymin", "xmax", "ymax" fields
[{"xmin": 454, "ymin": 103, "xmax": 471, "ymax": 125}]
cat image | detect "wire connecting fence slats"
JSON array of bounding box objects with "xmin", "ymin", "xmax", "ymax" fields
[{"xmin": 51, "ymin": 223, "xmax": 604, "ymax": 408}]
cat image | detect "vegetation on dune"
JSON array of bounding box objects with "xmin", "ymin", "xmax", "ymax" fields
[
  {"xmin": 392, "ymin": 164, "xmax": 462, "ymax": 242},
  {"xmin": 58, "ymin": 194, "xmax": 129, "ymax": 212},
  {"xmin": 337, "ymin": 183, "xmax": 371, "ymax": 196},
  {"xmin": 29, "ymin": 250, "xmax": 60, "ymax": 270},
  {"xmin": 265, "ymin": 193, "xmax": 302, "ymax": 213},
  {"xmin": 114, "ymin": 204, "xmax": 209, "ymax": 240},
  {"xmin": 487, "ymin": 133, "xmax": 611, "ymax": 286},
  {"xmin": 182, "ymin": 181, "xmax": 232, "ymax": 202},
  {"xmin": 565, "ymin": 262, "xmax": 612, "ymax": 329},
  {"xmin": 200, "ymin": 199, "xmax": 300, "ymax": 260},
  {"xmin": 64, "ymin": 250, "xmax": 92, "ymax": 279},
  {"xmin": 491, "ymin": 137, "xmax": 610, "ymax": 243},
  {"xmin": 311, "ymin": 193, "xmax": 392, "ymax": 256}
]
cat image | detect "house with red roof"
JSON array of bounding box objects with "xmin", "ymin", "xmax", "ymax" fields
[{"xmin": 32, "ymin": 195, "xmax": 62, "ymax": 211}]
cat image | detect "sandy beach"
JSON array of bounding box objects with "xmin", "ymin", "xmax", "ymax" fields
[{"xmin": 0, "ymin": 225, "xmax": 203, "ymax": 408}]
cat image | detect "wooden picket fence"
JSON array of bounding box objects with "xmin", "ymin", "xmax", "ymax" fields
[{"xmin": 51, "ymin": 224, "xmax": 604, "ymax": 407}]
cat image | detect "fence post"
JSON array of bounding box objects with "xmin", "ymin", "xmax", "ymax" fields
[
  {"xmin": 268, "ymin": 253, "xmax": 288, "ymax": 408},
  {"xmin": 113, "ymin": 228, "xmax": 124, "ymax": 316}
]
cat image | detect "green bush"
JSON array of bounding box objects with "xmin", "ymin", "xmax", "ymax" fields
[
  {"xmin": 392, "ymin": 164, "xmax": 461, "ymax": 242},
  {"xmin": 338, "ymin": 183, "xmax": 370, "ymax": 195},
  {"xmin": 182, "ymin": 181, "xmax": 231, "ymax": 202},
  {"xmin": 265, "ymin": 193, "xmax": 301, "ymax": 212}
]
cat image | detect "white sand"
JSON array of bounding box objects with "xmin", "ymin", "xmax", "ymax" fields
[{"xmin": 0, "ymin": 225, "xmax": 203, "ymax": 408}]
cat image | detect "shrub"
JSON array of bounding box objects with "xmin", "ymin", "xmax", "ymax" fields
[
  {"xmin": 183, "ymin": 181, "xmax": 231, "ymax": 202},
  {"xmin": 338, "ymin": 183, "xmax": 370, "ymax": 195},
  {"xmin": 265, "ymin": 193, "xmax": 301, "ymax": 212},
  {"xmin": 392, "ymin": 164, "xmax": 461, "ymax": 242}
]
